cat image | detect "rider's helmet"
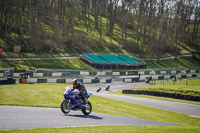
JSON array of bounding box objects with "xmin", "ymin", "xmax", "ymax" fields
[{"xmin": 72, "ymin": 78, "xmax": 79, "ymax": 88}]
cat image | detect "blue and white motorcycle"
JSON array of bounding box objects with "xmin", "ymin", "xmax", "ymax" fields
[{"xmin": 61, "ymin": 87, "xmax": 92, "ymax": 115}]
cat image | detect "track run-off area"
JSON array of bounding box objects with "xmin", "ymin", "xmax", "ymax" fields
[{"xmin": 1, "ymin": 82, "xmax": 200, "ymax": 130}]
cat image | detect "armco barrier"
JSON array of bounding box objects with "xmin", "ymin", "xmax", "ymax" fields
[
  {"xmin": 26, "ymin": 78, "xmax": 112, "ymax": 84},
  {"xmin": 1, "ymin": 68, "xmax": 200, "ymax": 78},
  {"xmin": 57, "ymin": 79, "xmax": 66, "ymax": 83},
  {"xmin": 123, "ymin": 74, "xmax": 198, "ymax": 83},
  {"xmin": 91, "ymin": 79, "xmax": 99, "ymax": 83},
  {"xmin": 37, "ymin": 79, "xmax": 47, "ymax": 83},
  {"xmin": 0, "ymin": 78, "xmax": 16, "ymax": 85},
  {"xmin": 106, "ymin": 79, "xmax": 112, "ymax": 83},
  {"xmin": 122, "ymin": 90, "xmax": 200, "ymax": 101}
]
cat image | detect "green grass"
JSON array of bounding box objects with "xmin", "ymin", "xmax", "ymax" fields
[
  {"xmin": 0, "ymin": 83, "xmax": 67, "ymax": 107},
  {"xmin": 131, "ymin": 79, "xmax": 200, "ymax": 96},
  {"xmin": 0, "ymin": 52, "xmax": 77, "ymax": 58},
  {"xmin": 0, "ymin": 83, "xmax": 200, "ymax": 132},
  {"xmin": 0, "ymin": 59, "xmax": 95, "ymax": 70},
  {"xmin": 145, "ymin": 57, "xmax": 200, "ymax": 69},
  {"xmin": 1, "ymin": 126, "xmax": 200, "ymax": 133}
]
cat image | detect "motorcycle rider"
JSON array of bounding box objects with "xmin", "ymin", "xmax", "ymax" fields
[{"xmin": 72, "ymin": 79, "xmax": 88, "ymax": 104}]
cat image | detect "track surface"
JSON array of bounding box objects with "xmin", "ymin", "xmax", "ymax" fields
[{"xmin": 0, "ymin": 106, "xmax": 177, "ymax": 130}]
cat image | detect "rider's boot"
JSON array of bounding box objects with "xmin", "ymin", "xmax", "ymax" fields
[{"xmin": 82, "ymin": 98, "xmax": 87, "ymax": 107}]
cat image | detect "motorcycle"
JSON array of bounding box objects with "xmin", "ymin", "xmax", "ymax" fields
[{"xmin": 61, "ymin": 87, "xmax": 92, "ymax": 115}]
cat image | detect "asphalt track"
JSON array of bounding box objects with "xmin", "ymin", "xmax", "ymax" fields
[{"xmin": 0, "ymin": 106, "xmax": 178, "ymax": 130}]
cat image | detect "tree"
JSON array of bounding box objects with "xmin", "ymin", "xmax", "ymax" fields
[{"xmin": 107, "ymin": 0, "xmax": 119, "ymax": 39}]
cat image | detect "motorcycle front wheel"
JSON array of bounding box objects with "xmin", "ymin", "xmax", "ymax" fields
[
  {"xmin": 82, "ymin": 101, "xmax": 92, "ymax": 115},
  {"xmin": 61, "ymin": 100, "xmax": 70, "ymax": 114}
]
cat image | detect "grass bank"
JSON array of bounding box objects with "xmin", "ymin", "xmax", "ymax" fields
[
  {"xmin": 1, "ymin": 56, "xmax": 200, "ymax": 70},
  {"xmin": 145, "ymin": 57, "xmax": 200, "ymax": 69},
  {"xmin": 0, "ymin": 59, "xmax": 95, "ymax": 70},
  {"xmin": 0, "ymin": 52, "xmax": 75, "ymax": 58}
]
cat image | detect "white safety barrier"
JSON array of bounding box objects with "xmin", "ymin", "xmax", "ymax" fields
[
  {"xmin": 112, "ymin": 72, "xmax": 120, "ymax": 76},
  {"xmin": 0, "ymin": 73, "xmax": 3, "ymax": 77},
  {"xmin": 181, "ymin": 70, "xmax": 186, "ymax": 74},
  {"xmin": 171, "ymin": 71, "xmax": 176, "ymax": 74},
  {"xmin": 139, "ymin": 76, "xmax": 146, "ymax": 81},
  {"xmin": 35, "ymin": 73, "xmax": 43, "ymax": 77},
  {"xmin": 66, "ymin": 79, "xmax": 72, "ymax": 83},
  {"xmin": 124, "ymin": 79, "xmax": 132, "ymax": 83},
  {"xmin": 100, "ymin": 79, "xmax": 106, "ymax": 83},
  {"xmin": 80, "ymin": 71, "xmax": 89, "ymax": 76},
  {"xmin": 138, "ymin": 71, "xmax": 145, "ymax": 75},
  {"xmin": 186, "ymin": 74, "xmax": 192, "ymax": 78},
  {"xmin": 27, "ymin": 78, "xmax": 37, "ymax": 83},
  {"xmin": 164, "ymin": 75, "xmax": 171, "ymax": 79},
  {"xmin": 97, "ymin": 72, "xmax": 105, "ymax": 76},
  {"xmin": 176, "ymin": 75, "xmax": 181, "ymax": 78},
  {"xmin": 83, "ymin": 79, "xmax": 92, "ymax": 83},
  {"xmin": 152, "ymin": 76, "xmax": 159, "ymax": 80},
  {"xmin": 47, "ymin": 79, "xmax": 57, "ymax": 83},
  {"xmin": 160, "ymin": 71, "xmax": 166, "ymax": 74},
  {"xmin": 13, "ymin": 73, "xmax": 21, "ymax": 77},
  {"xmin": 191, "ymin": 70, "xmax": 195, "ymax": 73},
  {"xmin": 150, "ymin": 71, "xmax": 155, "ymax": 75}
]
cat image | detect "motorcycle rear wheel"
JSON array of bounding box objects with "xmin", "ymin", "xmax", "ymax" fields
[
  {"xmin": 61, "ymin": 100, "xmax": 70, "ymax": 114},
  {"xmin": 82, "ymin": 101, "xmax": 92, "ymax": 115}
]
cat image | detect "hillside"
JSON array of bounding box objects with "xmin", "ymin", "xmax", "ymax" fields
[
  {"xmin": 0, "ymin": 56, "xmax": 200, "ymax": 70},
  {"xmin": 0, "ymin": 0, "xmax": 200, "ymax": 60}
]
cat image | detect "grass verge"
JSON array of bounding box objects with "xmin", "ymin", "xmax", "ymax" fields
[{"xmin": 1, "ymin": 126, "xmax": 200, "ymax": 133}]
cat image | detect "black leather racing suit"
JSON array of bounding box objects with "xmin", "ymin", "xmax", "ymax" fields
[{"xmin": 72, "ymin": 82, "xmax": 88, "ymax": 104}]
